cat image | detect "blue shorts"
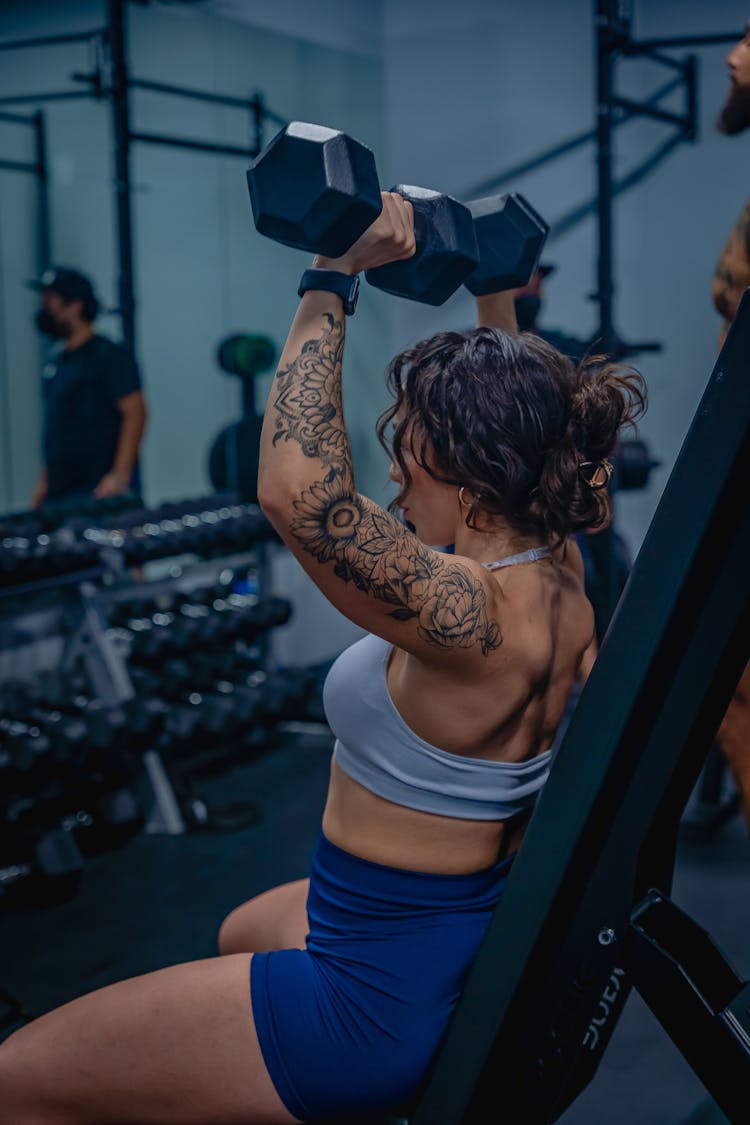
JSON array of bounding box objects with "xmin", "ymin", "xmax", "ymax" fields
[{"xmin": 250, "ymin": 833, "xmax": 513, "ymax": 1120}]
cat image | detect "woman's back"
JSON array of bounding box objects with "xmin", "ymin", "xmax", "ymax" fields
[{"xmin": 322, "ymin": 542, "xmax": 594, "ymax": 874}]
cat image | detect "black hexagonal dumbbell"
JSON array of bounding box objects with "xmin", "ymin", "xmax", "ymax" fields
[
  {"xmin": 463, "ymin": 193, "xmax": 549, "ymax": 296},
  {"xmin": 365, "ymin": 185, "xmax": 479, "ymax": 306},
  {"xmin": 247, "ymin": 124, "xmax": 478, "ymax": 306},
  {"xmin": 247, "ymin": 121, "xmax": 383, "ymax": 258},
  {"xmin": 0, "ymin": 823, "xmax": 84, "ymax": 906}
]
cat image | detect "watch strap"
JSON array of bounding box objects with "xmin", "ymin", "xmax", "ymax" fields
[{"xmin": 298, "ymin": 268, "xmax": 360, "ymax": 315}]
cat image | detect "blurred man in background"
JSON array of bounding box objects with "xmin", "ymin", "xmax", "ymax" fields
[
  {"xmin": 29, "ymin": 267, "xmax": 147, "ymax": 507},
  {"xmin": 712, "ymin": 22, "xmax": 750, "ymax": 827}
]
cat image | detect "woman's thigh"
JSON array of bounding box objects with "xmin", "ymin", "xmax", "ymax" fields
[
  {"xmin": 0, "ymin": 953, "xmax": 301, "ymax": 1125},
  {"xmin": 219, "ymin": 879, "xmax": 310, "ymax": 956}
]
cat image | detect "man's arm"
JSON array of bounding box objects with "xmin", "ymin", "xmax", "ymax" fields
[
  {"xmin": 712, "ymin": 197, "xmax": 750, "ymax": 347},
  {"xmin": 31, "ymin": 467, "xmax": 48, "ymax": 509},
  {"xmin": 94, "ymin": 390, "xmax": 147, "ymax": 497},
  {"xmin": 475, "ymin": 290, "xmax": 519, "ymax": 333}
]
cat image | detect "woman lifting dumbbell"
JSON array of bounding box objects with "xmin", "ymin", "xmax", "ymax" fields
[{"xmin": 0, "ymin": 182, "xmax": 644, "ymax": 1123}]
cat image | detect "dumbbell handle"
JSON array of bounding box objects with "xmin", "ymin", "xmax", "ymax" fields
[{"xmin": 366, "ymin": 185, "xmax": 479, "ymax": 306}]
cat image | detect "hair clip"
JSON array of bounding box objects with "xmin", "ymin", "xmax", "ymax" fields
[{"xmin": 578, "ymin": 458, "xmax": 613, "ymax": 491}]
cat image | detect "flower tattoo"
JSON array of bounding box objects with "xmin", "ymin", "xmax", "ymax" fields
[
  {"xmin": 290, "ymin": 475, "xmax": 369, "ymax": 565},
  {"xmin": 418, "ymin": 572, "xmax": 502, "ymax": 654}
]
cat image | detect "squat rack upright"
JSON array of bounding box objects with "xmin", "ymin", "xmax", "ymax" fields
[{"xmin": 0, "ymin": 108, "xmax": 50, "ymax": 279}]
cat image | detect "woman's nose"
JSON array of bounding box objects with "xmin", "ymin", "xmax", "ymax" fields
[{"xmin": 389, "ymin": 461, "xmax": 401, "ymax": 484}]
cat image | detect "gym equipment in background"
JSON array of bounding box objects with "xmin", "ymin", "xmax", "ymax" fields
[{"xmin": 207, "ymin": 334, "xmax": 278, "ymax": 502}]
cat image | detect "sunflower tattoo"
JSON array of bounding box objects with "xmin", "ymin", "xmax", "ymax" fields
[{"xmin": 275, "ymin": 314, "xmax": 502, "ymax": 654}]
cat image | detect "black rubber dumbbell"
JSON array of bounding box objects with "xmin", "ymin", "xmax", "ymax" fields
[
  {"xmin": 61, "ymin": 697, "xmax": 129, "ymax": 753},
  {"xmin": 0, "ymin": 820, "xmax": 84, "ymax": 906},
  {"xmin": 22, "ymin": 707, "xmax": 89, "ymax": 767},
  {"xmin": 60, "ymin": 786, "xmax": 144, "ymax": 856},
  {"xmin": 247, "ymin": 121, "xmax": 383, "ymax": 258},
  {"xmin": 463, "ymin": 193, "xmax": 550, "ymax": 296},
  {"xmin": 0, "ymin": 719, "xmax": 53, "ymax": 780}
]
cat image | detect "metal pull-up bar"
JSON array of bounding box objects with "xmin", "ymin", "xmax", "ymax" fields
[{"xmin": 0, "ymin": 29, "xmax": 105, "ymax": 53}]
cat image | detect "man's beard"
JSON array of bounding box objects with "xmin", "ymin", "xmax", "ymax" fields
[
  {"xmin": 35, "ymin": 309, "xmax": 70, "ymax": 339},
  {"xmin": 716, "ymin": 82, "xmax": 750, "ymax": 135}
]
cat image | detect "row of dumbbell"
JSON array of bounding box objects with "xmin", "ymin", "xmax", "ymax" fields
[
  {"xmin": 111, "ymin": 592, "xmax": 292, "ymax": 661},
  {"xmin": 0, "ymin": 497, "xmax": 275, "ymax": 587},
  {"xmin": 0, "ymin": 671, "xmax": 306, "ymax": 901},
  {"xmin": 128, "ymin": 657, "xmax": 315, "ymax": 746},
  {"xmin": 76, "ymin": 493, "xmax": 242, "ymax": 532},
  {"xmin": 81, "ymin": 501, "xmax": 275, "ymax": 564},
  {"xmin": 2, "ymin": 645, "xmax": 316, "ymax": 783},
  {"xmin": 0, "ymin": 659, "xmax": 316, "ymax": 906},
  {"xmin": 1, "ymin": 691, "xmax": 144, "ymax": 906},
  {"xmin": 0, "ymin": 528, "xmax": 102, "ymax": 585},
  {"xmin": 0, "ymin": 493, "xmax": 140, "ymax": 541}
]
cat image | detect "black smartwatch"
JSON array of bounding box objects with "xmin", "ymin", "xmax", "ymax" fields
[{"xmin": 298, "ymin": 268, "xmax": 360, "ymax": 315}]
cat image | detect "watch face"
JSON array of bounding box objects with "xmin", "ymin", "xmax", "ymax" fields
[{"xmin": 346, "ymin": 275, "xmax": 360, "ymax": 314}]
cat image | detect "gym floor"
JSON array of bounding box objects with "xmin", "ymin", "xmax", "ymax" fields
[{"xmin": 1, "ymin": 727, "xmax": 747, "ymax": 1125}]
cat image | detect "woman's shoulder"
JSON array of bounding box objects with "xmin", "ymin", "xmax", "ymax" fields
[{"xmin": 481, "ymin": 545, "xmax": 592, "ymax": 665}]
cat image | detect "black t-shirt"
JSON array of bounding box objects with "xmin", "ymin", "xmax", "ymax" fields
[{"xmin": 42, "ymin": 335, "xmax": 142, "ymax": 499}]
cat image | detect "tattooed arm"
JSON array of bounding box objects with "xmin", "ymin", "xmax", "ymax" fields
[
  {"xmin": 258, "ymin": 196, "xmax": 503, "ymax": 662},
  {"xmin": 712, "ymin": 197, "xmax": 750, "ymax": 347}
]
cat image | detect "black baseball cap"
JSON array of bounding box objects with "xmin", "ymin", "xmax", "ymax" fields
[{"xmin": 27, "ymin": 266, "xmax": 99, "ymax": 310}]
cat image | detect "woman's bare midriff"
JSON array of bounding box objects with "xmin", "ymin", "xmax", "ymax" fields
[{"xmin": 322, "ymin": 759, "xmax": 516, "ymax": 874}]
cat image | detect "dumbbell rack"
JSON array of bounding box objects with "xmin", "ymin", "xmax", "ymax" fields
[
  {"xmin": 98, "ymin": 542, "xmax": 277, "ymax": 838},
  {"xmin": 0, "ymin": 494, "xmax": 314, "ymax": 907}
]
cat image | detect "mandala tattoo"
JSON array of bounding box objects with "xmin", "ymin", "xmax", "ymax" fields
[
  {"xmin": 273, "ymin": 314, "xmax": 348, "ymax": 466},
  {"xmin": 273, "ymin": 313, "xmax": 502, "ymax": 655}
]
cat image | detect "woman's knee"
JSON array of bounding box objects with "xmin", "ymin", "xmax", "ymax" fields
[
  {"xmin": 217, "ymin": 880, "xmax": 309, "ymax": 956},
  {"xmin": 217, "ymin": 904, "xmax": 248, "ymax": 956}
]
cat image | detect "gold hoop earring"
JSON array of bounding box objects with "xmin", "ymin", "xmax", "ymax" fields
[{"xmin": 458, "ymin": 486, "xmax": 471, "ymax": 507}]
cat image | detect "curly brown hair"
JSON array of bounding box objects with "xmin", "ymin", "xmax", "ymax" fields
[{"xmin": 376, "ymin": 327, "xmax": 646, "ymax": 545}]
